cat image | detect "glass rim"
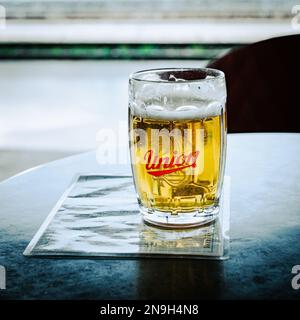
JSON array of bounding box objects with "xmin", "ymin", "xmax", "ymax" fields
[{"xmin": 129, "ymin": 67, "xmax": 225, "ymax": 84}]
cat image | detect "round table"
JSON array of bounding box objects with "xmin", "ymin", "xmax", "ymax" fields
[{"xmin": 0, "ymin": 133, "xmax": 299, "ymax": 299}]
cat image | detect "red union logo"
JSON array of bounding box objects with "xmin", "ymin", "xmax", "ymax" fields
[{"xmin": 144, "ymin": 149, "xmax": 200, "ymax": 177}]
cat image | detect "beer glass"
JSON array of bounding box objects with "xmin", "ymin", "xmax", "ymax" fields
[{"xmin": 129, "ymin": 68, "xmax": 227, "ymax": 228}]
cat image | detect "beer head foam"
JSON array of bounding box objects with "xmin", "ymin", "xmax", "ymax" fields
[
  {"xmin": 130, "ymin": 69, "xmax": 226, "ymax": 120},
  {"xmin": 134, "ymin": 102, "xmax": 223, "ymax": 121}
]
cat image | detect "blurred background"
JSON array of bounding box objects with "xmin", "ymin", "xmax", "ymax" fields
[{"xmin": 0, "ymin": 0, "xmax": 298, "ymax": 181}]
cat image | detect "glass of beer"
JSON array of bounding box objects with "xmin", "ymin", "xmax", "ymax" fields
[{"xmin": 128, "ymin": 68, "xmax": 227, "ymax": 228}]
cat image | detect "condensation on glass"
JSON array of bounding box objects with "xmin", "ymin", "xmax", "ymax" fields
[{"xmin": 129, "ymin": 68, "xmax": 227, "ymax": 228}]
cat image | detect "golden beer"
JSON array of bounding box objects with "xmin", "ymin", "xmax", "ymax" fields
[{"xmin": 129, "ymin": 68, "xmax": 226, "ymax": 228}]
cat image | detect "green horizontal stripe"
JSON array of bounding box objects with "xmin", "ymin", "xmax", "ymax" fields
[{"xmin": 0, "ymin": 43, "xmax": 241, "ymax": 60}]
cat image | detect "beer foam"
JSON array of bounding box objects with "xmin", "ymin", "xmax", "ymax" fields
[
  {"xmin": 132, "ymin": 102, "xmax": 223, "ymax": 120},
  {"xmin": 130, "ymin": 69, "xmax": 226, "ymax": 120},
  {"xmin": 131, "ymin": 81, "xmax": 226, "ymax": 120}
]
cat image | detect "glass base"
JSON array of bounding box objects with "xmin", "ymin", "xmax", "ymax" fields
[{"xmin": 139, "ymin": 204, "xmax": 219, "ymax": 229}]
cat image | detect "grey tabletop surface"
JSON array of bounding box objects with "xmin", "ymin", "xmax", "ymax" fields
[{"xmin": 0, "ymin": 133, "xmax": 299, "ymax": 300}]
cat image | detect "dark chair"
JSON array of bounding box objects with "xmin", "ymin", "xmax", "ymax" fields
[{"xmin": 207, "ymin": 35, "xmax": 300, "ymax": 133}]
